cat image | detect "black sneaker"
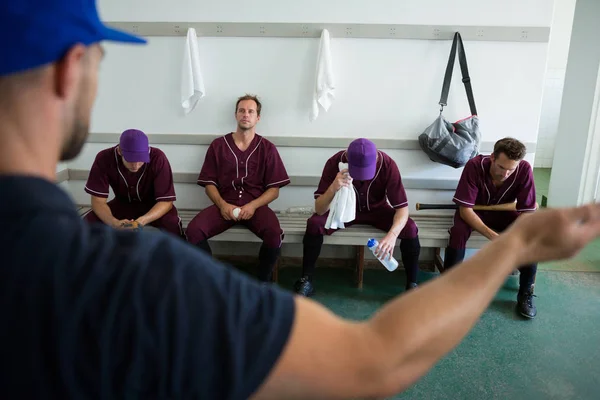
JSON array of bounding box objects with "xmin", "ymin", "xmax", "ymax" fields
[
  {"xmin": 517, "ymin": 287, "xmax": 537, "ymax": 319},
  {"xmin": 294, "ymin": 277, "xmax": 315, "ymax": 297},
  {"xmin": 405, "ymin": 282, "xmax": 418, "ymax": 291}
]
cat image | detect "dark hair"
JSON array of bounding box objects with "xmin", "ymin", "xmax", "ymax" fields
[
  {"xmin": 493, "ymin": 137, "xmax": 527, "ymax": 161},
  {"xmin": 235, "ymin": 94, "xmax": 262, "ymax": 116}
]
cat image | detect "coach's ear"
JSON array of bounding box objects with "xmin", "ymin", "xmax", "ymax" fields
[{"xmin": 53, "ymin": 43, "xmax": 88, "ymax": 100}]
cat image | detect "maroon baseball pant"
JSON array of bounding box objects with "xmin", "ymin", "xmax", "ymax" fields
[
  {"xmin": 186, "ymin": 204, "xmax": 283, "ymax": 282},
  {"xmin": 446, "ymin": 210, "xmax": 537, "ymax": 288},
  {"xmin": 83, "ymin": 199, "xmax": 184, "ymax": 238},
  {"xmin": 302, "ymin": 206, "xmax": 421, "ymax": 285},
  {"xmin": 185, "ymin": 204, "xmax": 283, "ymax": 248}
]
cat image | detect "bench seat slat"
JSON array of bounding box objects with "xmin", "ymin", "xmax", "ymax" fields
[{"xmin": 77, "ymin": 205, "xmax": 486, "ymax": 248}]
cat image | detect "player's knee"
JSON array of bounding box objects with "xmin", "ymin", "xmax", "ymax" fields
[
  {"xmin": 185, "ymin": 219, "xmax": 210, "ymax": 244},
  {"xmin": 263, "ymin": 226, "xmax": 283, "ymax": 248},
  {"xmin": 401, "ymin": 218, "xmax": 418, "ymax": 239},
  {"xmin": 305, "ymin": 214, "xmax": 326, "ymax": 236},
  {"xmin": 83, "ymin": 210, "xmax": 100, "ymax": 223}
]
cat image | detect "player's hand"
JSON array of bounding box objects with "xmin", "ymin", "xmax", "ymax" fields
[
  {"xmin": 135, "ymin": 216, "xmax": 148, "ymax": 227},
  {"xmin": 113, "ymin": 219, "xmax": 134, "ymax": 229},
  {"xmin": 330, "ymin": 169, "xmax": 352, "ymax": 192},
  {"xmin": 487, "ymin": 230, "xmax": 500, "ymax": 241},
  {"xmin": 375, "ymin": 233, "xmax": 397, "ymax": 261},
  {"xmin": 219, "ymin": 203, "xmax": 236, "ymax": 221},
  {"xmin": 238, "ymin": 203, "xmax": 257, "ymax": 220},
  {"xmin": 506, "ymin": 203, "xmax": 600, "ymax": 265}
]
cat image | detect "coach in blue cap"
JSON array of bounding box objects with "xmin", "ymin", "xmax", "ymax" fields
[{"xmin": 2, "ymin": 1, "xmax": 600, "ymax": 399}]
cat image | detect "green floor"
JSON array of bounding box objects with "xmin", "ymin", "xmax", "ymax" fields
[
  {"xmin": 272, "ymin": 267, "xmax": 600, "ymax": 400},
  {"xmin": 533, "ymin": 167, "xmax": 551, "ymax": 207},
  {"xmin": 233, "ymin": 167, "xmax": 599, "ymax": 399},
  {"xmin": 270, "ymin": 168, "xmax": 599, "ymax": 399}
]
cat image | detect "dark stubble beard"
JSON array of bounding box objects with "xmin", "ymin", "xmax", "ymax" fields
[
  {"xmin": 60, "ymin": 85, "xmax": 91, "ymax": 162},
  {"xmin": 60, "ymin": 119, "xmax": 89, "ymax": 161}
]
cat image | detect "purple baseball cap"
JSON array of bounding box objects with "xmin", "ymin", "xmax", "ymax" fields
[
  {"xmin": 347, "ymin": 138, "xmax": 377, "ymax": 181},
  {"xmin": 119, "ymin": 129, "xmax": 150, "ymax": 163}
]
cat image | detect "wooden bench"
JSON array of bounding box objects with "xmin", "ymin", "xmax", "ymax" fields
[{"xmin": 77, "ymin": 206, "xmax": 488, "ymax": 288}]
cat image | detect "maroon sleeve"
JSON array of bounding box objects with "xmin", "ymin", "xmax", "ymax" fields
[
  {"xmin": 385, "ymin": 158, "xmax": 408, "ymax": 209},
  {"xmin": 84, "ymin": 151, "xmax": 110, "ymax": 199},
  {"xmin": 264, "ymin": 143, "xmax": 290, "ymax": 189},
  {"xmin": 197, "ymin": 143, "xmax": 219, "ymax": 188},
  {"xmin": 516, "ymin": 162, "xmax": 537, "ymax": 212},
  {"xmin": 152, "ymin": 150, "xmax": 177, "ymax": 202},
  {"xmin": 314, "ymin": 156, "xmax": 339, "ymax": 199},
  {"xmin": 453, "ymin": 160, "xmax": 479, "ymax": 208}
]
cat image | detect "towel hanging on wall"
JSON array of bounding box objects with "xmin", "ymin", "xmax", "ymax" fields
[
  {"xmin": 181, "ymin": 27, "xmax": 206, "ymax": 114},
  {"xmin": 309, "ymin": 29, "xmax": 335, "ymax": 122}
]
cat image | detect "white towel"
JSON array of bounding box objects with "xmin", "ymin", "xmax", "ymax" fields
[
  {"xmin": 181, "ymin": 28, "xmax": 206, "ymax": 114},
  {"xmin": 325, "ymin": 163, "xmax": 356, "ymax": 229},
  {"xmin": 309, "ymin": 29, "xmax": 335, "ymax": 122}
]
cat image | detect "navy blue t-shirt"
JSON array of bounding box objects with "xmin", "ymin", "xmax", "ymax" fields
[{"xmin": 0, "ymin": 176, "xmax": 295, "ymax": 399}]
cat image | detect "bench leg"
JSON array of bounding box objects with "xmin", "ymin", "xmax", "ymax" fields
[
  {"xmin": 434, "ymin": 248, "xmax": 444, "ymax": 273},
  {"xmin": 355, "ymin": 245, "xmax": 364, "ymax": 289}
]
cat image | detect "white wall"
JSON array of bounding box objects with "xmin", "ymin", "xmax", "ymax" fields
[
  {"xmin": 64, "ymin": 0, "xmax": 554, "ymax": 258},
  {"xmin": 98, "ymin": 0, "xmax": 552, "ymax": 26},
  {"xmin": 548, "ymin": 0, "xmax": 600, "ymax": 207},
  {"xmin": 535, "ymin": 0, "xmax": 576, "ymax": 168}
]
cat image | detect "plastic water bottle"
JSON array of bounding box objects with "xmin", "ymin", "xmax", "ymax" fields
[{"xmin": 367, "ymin": 238, "xmax": 399, "ymax": 272}]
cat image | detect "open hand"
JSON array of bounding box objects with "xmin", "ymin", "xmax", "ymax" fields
[{"xmin": 507, "ymin": 203, "xmax": 600, "ymax": 265}]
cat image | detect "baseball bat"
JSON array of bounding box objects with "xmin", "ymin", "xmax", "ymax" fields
[{"xmin": 416, "ymin": 202, "xmax": 518, "ymax": 211}]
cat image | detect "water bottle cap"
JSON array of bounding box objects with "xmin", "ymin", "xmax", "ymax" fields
[{"xmin": 367, "ymin": 238, "xmax": 376, "ymax": 247}]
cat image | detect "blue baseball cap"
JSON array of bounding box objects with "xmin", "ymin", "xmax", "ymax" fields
[{"xmin": 0, "ymin": 0, "xmax": 146, "ymax": 77}]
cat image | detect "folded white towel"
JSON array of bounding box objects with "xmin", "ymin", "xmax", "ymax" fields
[
  {"xmin": 181, "ymin": 28, "xmax": 206, "ymax": 114},
  {"xmin": 310, "ymin": 29, "xmax": 335, "ymax": 122},
  {"xmin": 325, "ymin": 163, "xmax": 356, "ymax": 229}
]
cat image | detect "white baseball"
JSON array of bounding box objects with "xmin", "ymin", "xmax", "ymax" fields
[{"xmin": 233, "ymin": 207, "xmax": 241, "ymax": 219}]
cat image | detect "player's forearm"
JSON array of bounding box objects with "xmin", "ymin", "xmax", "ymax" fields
[
  {"xmin": 248, "ymin": 188, "xmax": 279, "ymax": 209},
  {"xmin": 90, "ymin": 197, "xmax": 118, "ymax": 226},
  {"xmin": 315, "ymin": 186, "xmax": 336, "ymax": 215},
  {"xmin": 364, "ymin": 233, "xmax": 524, "ymax": 396},
  {"xmin": 137, "ymin": 201, "xmax": 173, "ymax": 226},
  {"xmin": 460, "ymin": 207, "xmax": 497, "ymax": 240},
  {"xmin": 388, "ymin": 207, "xmax": 409, "ymax": 237},
  {"xmin": 205, "ymin": 185, "xmax": 226, "ymax": 208}
]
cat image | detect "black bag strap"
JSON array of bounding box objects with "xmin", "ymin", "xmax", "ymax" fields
[{"xmin": 439, "ymin": 32, "xmax": 477, "ymax": 116}]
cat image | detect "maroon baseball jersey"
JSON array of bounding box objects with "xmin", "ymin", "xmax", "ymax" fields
[
  {"xmin": 85, "ymin": 146, "xmax": 176, "ymax": 205},
  {"xmin": 315, "ymin": 150, "xmax": 408, "ymax": 212},
  {"xmin": 197, "ymin": 133, "xmax": 290, "ymax": 205},
  {"xmin": 453, "ymin": 154, "xmax": 536, "ymax": 212}
]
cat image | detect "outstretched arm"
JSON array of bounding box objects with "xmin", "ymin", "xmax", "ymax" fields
[{"xmin": 252, "ymin": 204, "xmax": 600, "ymax": 400}]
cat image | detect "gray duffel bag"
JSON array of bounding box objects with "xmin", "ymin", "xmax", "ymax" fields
[{"xmin": 419, "ymin": 32, "xmax": 481, "ymax": 169}]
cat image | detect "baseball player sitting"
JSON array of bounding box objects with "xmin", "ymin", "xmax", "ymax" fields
[
  {"xmin": 294, "ymin": 138, "xmax": 421, "ymax": 296},
  {"xmin": 185, "ymin": 95, "xmax": 291, "ymax": 282},
  {"xmin": 83, "ymin": 129, "xmax": 185, "ymax": 238},
  {"xmin": 443, "ymin": 137, "xmax": 539, "ymax": 318}
]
